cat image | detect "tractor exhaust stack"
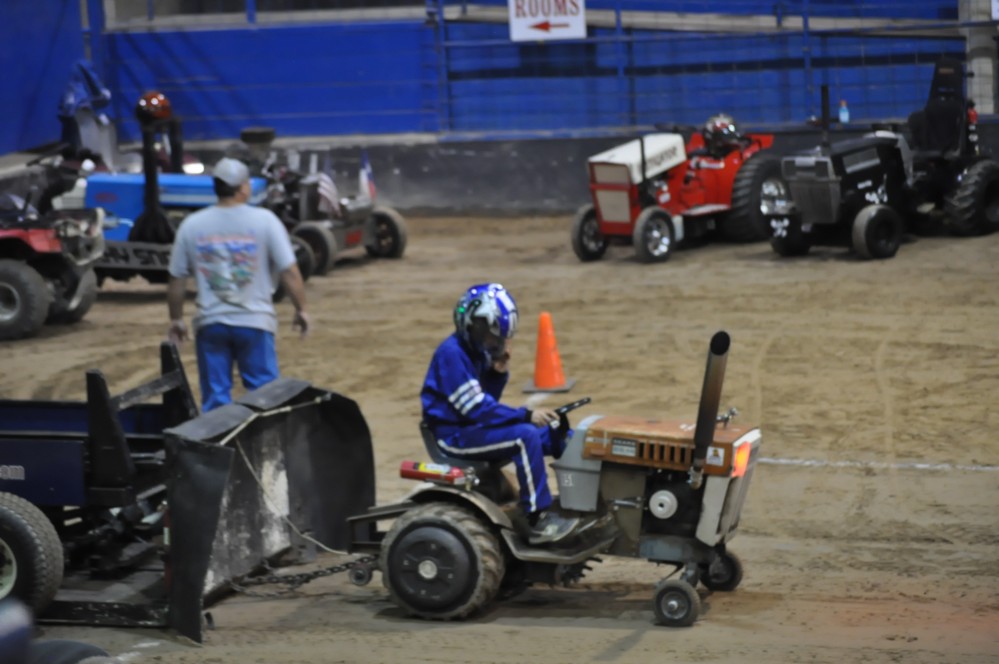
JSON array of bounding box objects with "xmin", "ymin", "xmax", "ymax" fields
[{"xmin": 689, "ymin": 331, "xmax": 730, "ymax": 489}]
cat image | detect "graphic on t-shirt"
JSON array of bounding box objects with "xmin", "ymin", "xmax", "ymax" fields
[{"xmin": 195, "ymin": 233, "xmax": 259, "ymax": 304}]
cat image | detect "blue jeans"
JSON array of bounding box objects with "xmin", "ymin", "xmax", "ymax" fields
[{"xmin": 195, "ymin": 323, "xmax": 279, "ymax": 412}]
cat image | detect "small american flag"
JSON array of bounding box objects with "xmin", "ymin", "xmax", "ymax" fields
[
  {"xmin": 317, "ymin": 154, "xmax": 340, "ymax": 217},
  {"xmin": 358, "ymin": 150, "xmax": 376, "ymax": 202}
]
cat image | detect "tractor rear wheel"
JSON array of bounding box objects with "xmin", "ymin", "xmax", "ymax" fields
[
  {"xmin": 769, "ymin": 214, "xmax": 811, "ymax": 257},
  {"xmin": 365, "ymin": 206, "xmax": 408, "ymax": 258},
  {"xmin": 632, "ymin": 207, "xmax": 674, "ymax": 263},
  {"xmin": 652, "ymin": 579, "xmax": 700, "ymax": 627},
  {"xmin": 47, "ymin": 268, "xmax": 98, "ymax": 325},
  {"xmin": 292, "ymin": 221, "xmax": 337, "ymax": 276},
  {"xmin": 723, "ymin": 153, "xmax": 785, "ymax": 242},
  {"xmin": 0, "ymin": 492, "xmax": 64, "ymax": 615},
  {"xmin": 0, "ymin": 260, "xmax": 52, "ymax": 340},
  {"xmin": 571, "ymin": 204, "xmax": 608, "ymax": 261},
  {"xmin": 700, "ymin": 550, "xmax": 744, "ymax": 592},
  {"xmin": 852, "ymin": 205, "xmax": 903, "ymax": 259},
  {"xmin": 380, "ymin": 502, "xmax": 504, "ymax": 620},
  {"xmin": 946, "ymin": 159, "xmax": 999, "ymax": 236}
]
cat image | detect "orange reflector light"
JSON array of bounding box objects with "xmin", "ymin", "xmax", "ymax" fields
[{"xmin": 732, "ymin": 442, "xmax": 752, "ymax": 478}]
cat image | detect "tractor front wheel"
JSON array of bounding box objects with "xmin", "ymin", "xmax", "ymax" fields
[
  {"xmin": 652, "ymin": 579, "xmax": 700, "ymax": 627},
  {"xmin": 0, "ymin": 492, "xmax": 64, "ymax": 614},
  {"xmin": 632, "ymin": 207, "xmax": 674, "ymax": 263},
  {"xmin": 700, "ymin": 550, "xmax": 744, "ymax": 592},
  {"xmin": 365, "ymin": 206, "xmax": 408, "ymax": 258},
  {"xmin": 290, "ymin": 235, "xmax": 316, "ymax": 281},
  {"xmin": 292, "ymin": 221, "xmax": 338, "ymax": 276},
  {"xmin": 852, "ymin": 205, "xmax": 902, "ymax": 260},
  {"xmin": 0, "ymin": 260, "xmax": 53, "ymax": 340},
  {"xmin": 47, "ymin": 268, "xmax": 98, "ymax": 325},
  {"xmin": 272, "ymin": 236, "xmax": 315, "ymax": 303},
  {"xmin": 570, "ymin": 204, "xmax": 608, "ymax": 261},
  {"xmin": 946, "ymin": 159, "xmax": 999, "ymax": 236},
  {"xmin": 380, "ymin": 502, "xmax": 504, "ymax": 620}
]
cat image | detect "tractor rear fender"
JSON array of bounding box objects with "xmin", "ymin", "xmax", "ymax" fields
[
  {"xmin": 744, "ymin": 133, "xmax": 774, "ymax": 150},
  {"xmin": 404, "ymin": 484, "xmax": 515, "ymax": 531},
  {"xmin": 163, "ymin": 378, "xmax": 375, "ymax": 643}
]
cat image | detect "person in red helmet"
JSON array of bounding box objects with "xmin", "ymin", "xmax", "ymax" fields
[
  {"xmin": 135, "ymin": 91, "xmax": 173, "ymax": 125},
  {"xmin": 702, "ymin": 113, "xmax": 744, "ymax": 158}
]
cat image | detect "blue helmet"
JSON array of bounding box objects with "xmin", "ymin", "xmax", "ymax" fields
[{"xmin": 454, "ymin": 283, "xmax": 519, "ymax": 348}]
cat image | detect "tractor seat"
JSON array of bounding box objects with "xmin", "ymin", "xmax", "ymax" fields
[
  {"xmin": 908, "ymin": 97, "xmax": 965, "ymax": 159},
  {"xmin": 419, "ymin": 421, "xmax": 507, "ymax": 475}
]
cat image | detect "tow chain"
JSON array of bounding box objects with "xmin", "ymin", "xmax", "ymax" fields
[{"xmin": 229, "ymin": 554, "xmax": 378, "ymax": 598}]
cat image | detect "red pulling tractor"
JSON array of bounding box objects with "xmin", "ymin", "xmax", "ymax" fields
[{"xmin": 572, "ymin": 115, "xmax": 787, "ymax": 262}]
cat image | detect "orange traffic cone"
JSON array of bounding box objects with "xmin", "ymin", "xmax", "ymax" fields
[{"xmin": 523, "ymin": 311, "xmax": 575, "ymax": 393}]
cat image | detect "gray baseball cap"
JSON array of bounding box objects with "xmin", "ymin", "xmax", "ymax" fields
[{"xmin": 212, "ymin": 157, "xmax": 250, "ymax": 187}]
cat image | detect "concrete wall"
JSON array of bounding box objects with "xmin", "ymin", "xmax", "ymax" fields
[{"xmin": 193, "ymin": 122, "xmax": 999, "ymax": 215}]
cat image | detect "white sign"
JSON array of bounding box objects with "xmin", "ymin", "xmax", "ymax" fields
[
  {"xmin": 994, "ymin": 0, "xmax": 999, "ymax": 20},
  {"xmin": 509, "ymin": 0, "xmax": 586, "ymax": 42}
]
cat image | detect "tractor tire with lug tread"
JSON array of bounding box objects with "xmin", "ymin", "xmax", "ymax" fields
[
  {"xmin": 0, "ymin": 260, "xmax": 53, "ymax": 340},
  {"xmin": 292, "ymin": 221, "xmax": 338, "ymax": 276},
  {"xmin": 365, "ymin": 206, "xmax": 408, "ymax": 258},
  {"xmin": 723, "ymin": 153, "xmax": 785, "ymax": 243},
  {"xmin": 632, "ymin": 206, "xmax": 674, "ymax": 263},
  {"xmin": 769, "ymin": 213, "xmax": 811, "ymax": 257},
  {"xmin": 380, "ymin": 502, "xmax": 504, "ymax": 620},
  {"xmin": 653, "ymin": 578, "xmax": 701, "ymax": 627},
  {"xmin": 47, "ymin": 268, "xmax": 98, "ymax": 325},
  {"xmin": 945, "ymin": 159, "xmax": 999, "ymax": 236},
  {"xmin": 700, "ymin": 550, "xmax": 744, "ymax": 592},
  {"xmin": 852, "ymin": 204, "xmax": 903, "ymax": 260},
  {"xmin": 571, "ymin": 203, "xmax": 608, "ymax": 261},
  {"xmin": 0, "ymin": 492, "xmax": 64, "ymax": 615}
]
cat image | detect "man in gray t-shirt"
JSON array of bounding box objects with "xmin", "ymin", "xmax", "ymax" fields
[{"xmin": 166, "ymin": 157, "xmax": 309, "ymax": 411}]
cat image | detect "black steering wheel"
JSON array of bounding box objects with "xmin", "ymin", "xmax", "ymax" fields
[{"xmin": 555, "ymin": 397, "xmax": 591, "ymax": 416}]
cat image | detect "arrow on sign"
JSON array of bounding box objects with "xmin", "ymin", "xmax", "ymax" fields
[{"xmin": 530, "ymin": 21, "xmax": 570, "ymax": 32}]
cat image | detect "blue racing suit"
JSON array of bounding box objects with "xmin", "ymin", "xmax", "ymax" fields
[{"xmin": 421, "ymin": 334, "xmax": 564, "ymax": 514}]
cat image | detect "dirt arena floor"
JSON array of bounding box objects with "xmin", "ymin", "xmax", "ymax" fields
[{"xmin": 3, "ymin": 215, "xmax": 998, "ymax": 663}]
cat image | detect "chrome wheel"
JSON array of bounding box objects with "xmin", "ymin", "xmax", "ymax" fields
[{"xmin": 0, "ymin": 283, "xmax": 20, "ymax": 323}]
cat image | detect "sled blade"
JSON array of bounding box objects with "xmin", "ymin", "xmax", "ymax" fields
[{"xmin": 163, "ymin": 378, "xmax": 376, "ymax": 642}]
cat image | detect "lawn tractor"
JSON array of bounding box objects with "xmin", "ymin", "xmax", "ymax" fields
[
  {"xmin": 768, "ymin": 58, "xmax": 999, "ymax": 259},
  {"xmin": 347, "ymin": 331, "xmax": 760, "ymax": 627},
  {"xmin": 572, "ymin": 116, "xmax": 787, "ymax": 263},
  {"xmin": 0, "ymin": 190, "xmax": 104, "ymax": 340},
  {"xmin": 0, "ymin": 343, "xmax": 376, "ymax": 643},
  {"xmin": 232, "ymin": 127, "xmax": 408, "ymax": 276}
]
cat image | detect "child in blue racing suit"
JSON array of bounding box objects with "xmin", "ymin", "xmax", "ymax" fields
[{"xmin": 420, "ymin": 283, "xmax": 578, "ymax": 545}]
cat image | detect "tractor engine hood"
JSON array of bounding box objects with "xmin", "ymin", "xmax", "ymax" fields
[
  {"xmin": 578, "ymin": 415, "xmax": 755, "ymax": 477},
  {"xmin": 588, "ymin": 133, "xmax": 687, "ymax": 184}
]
